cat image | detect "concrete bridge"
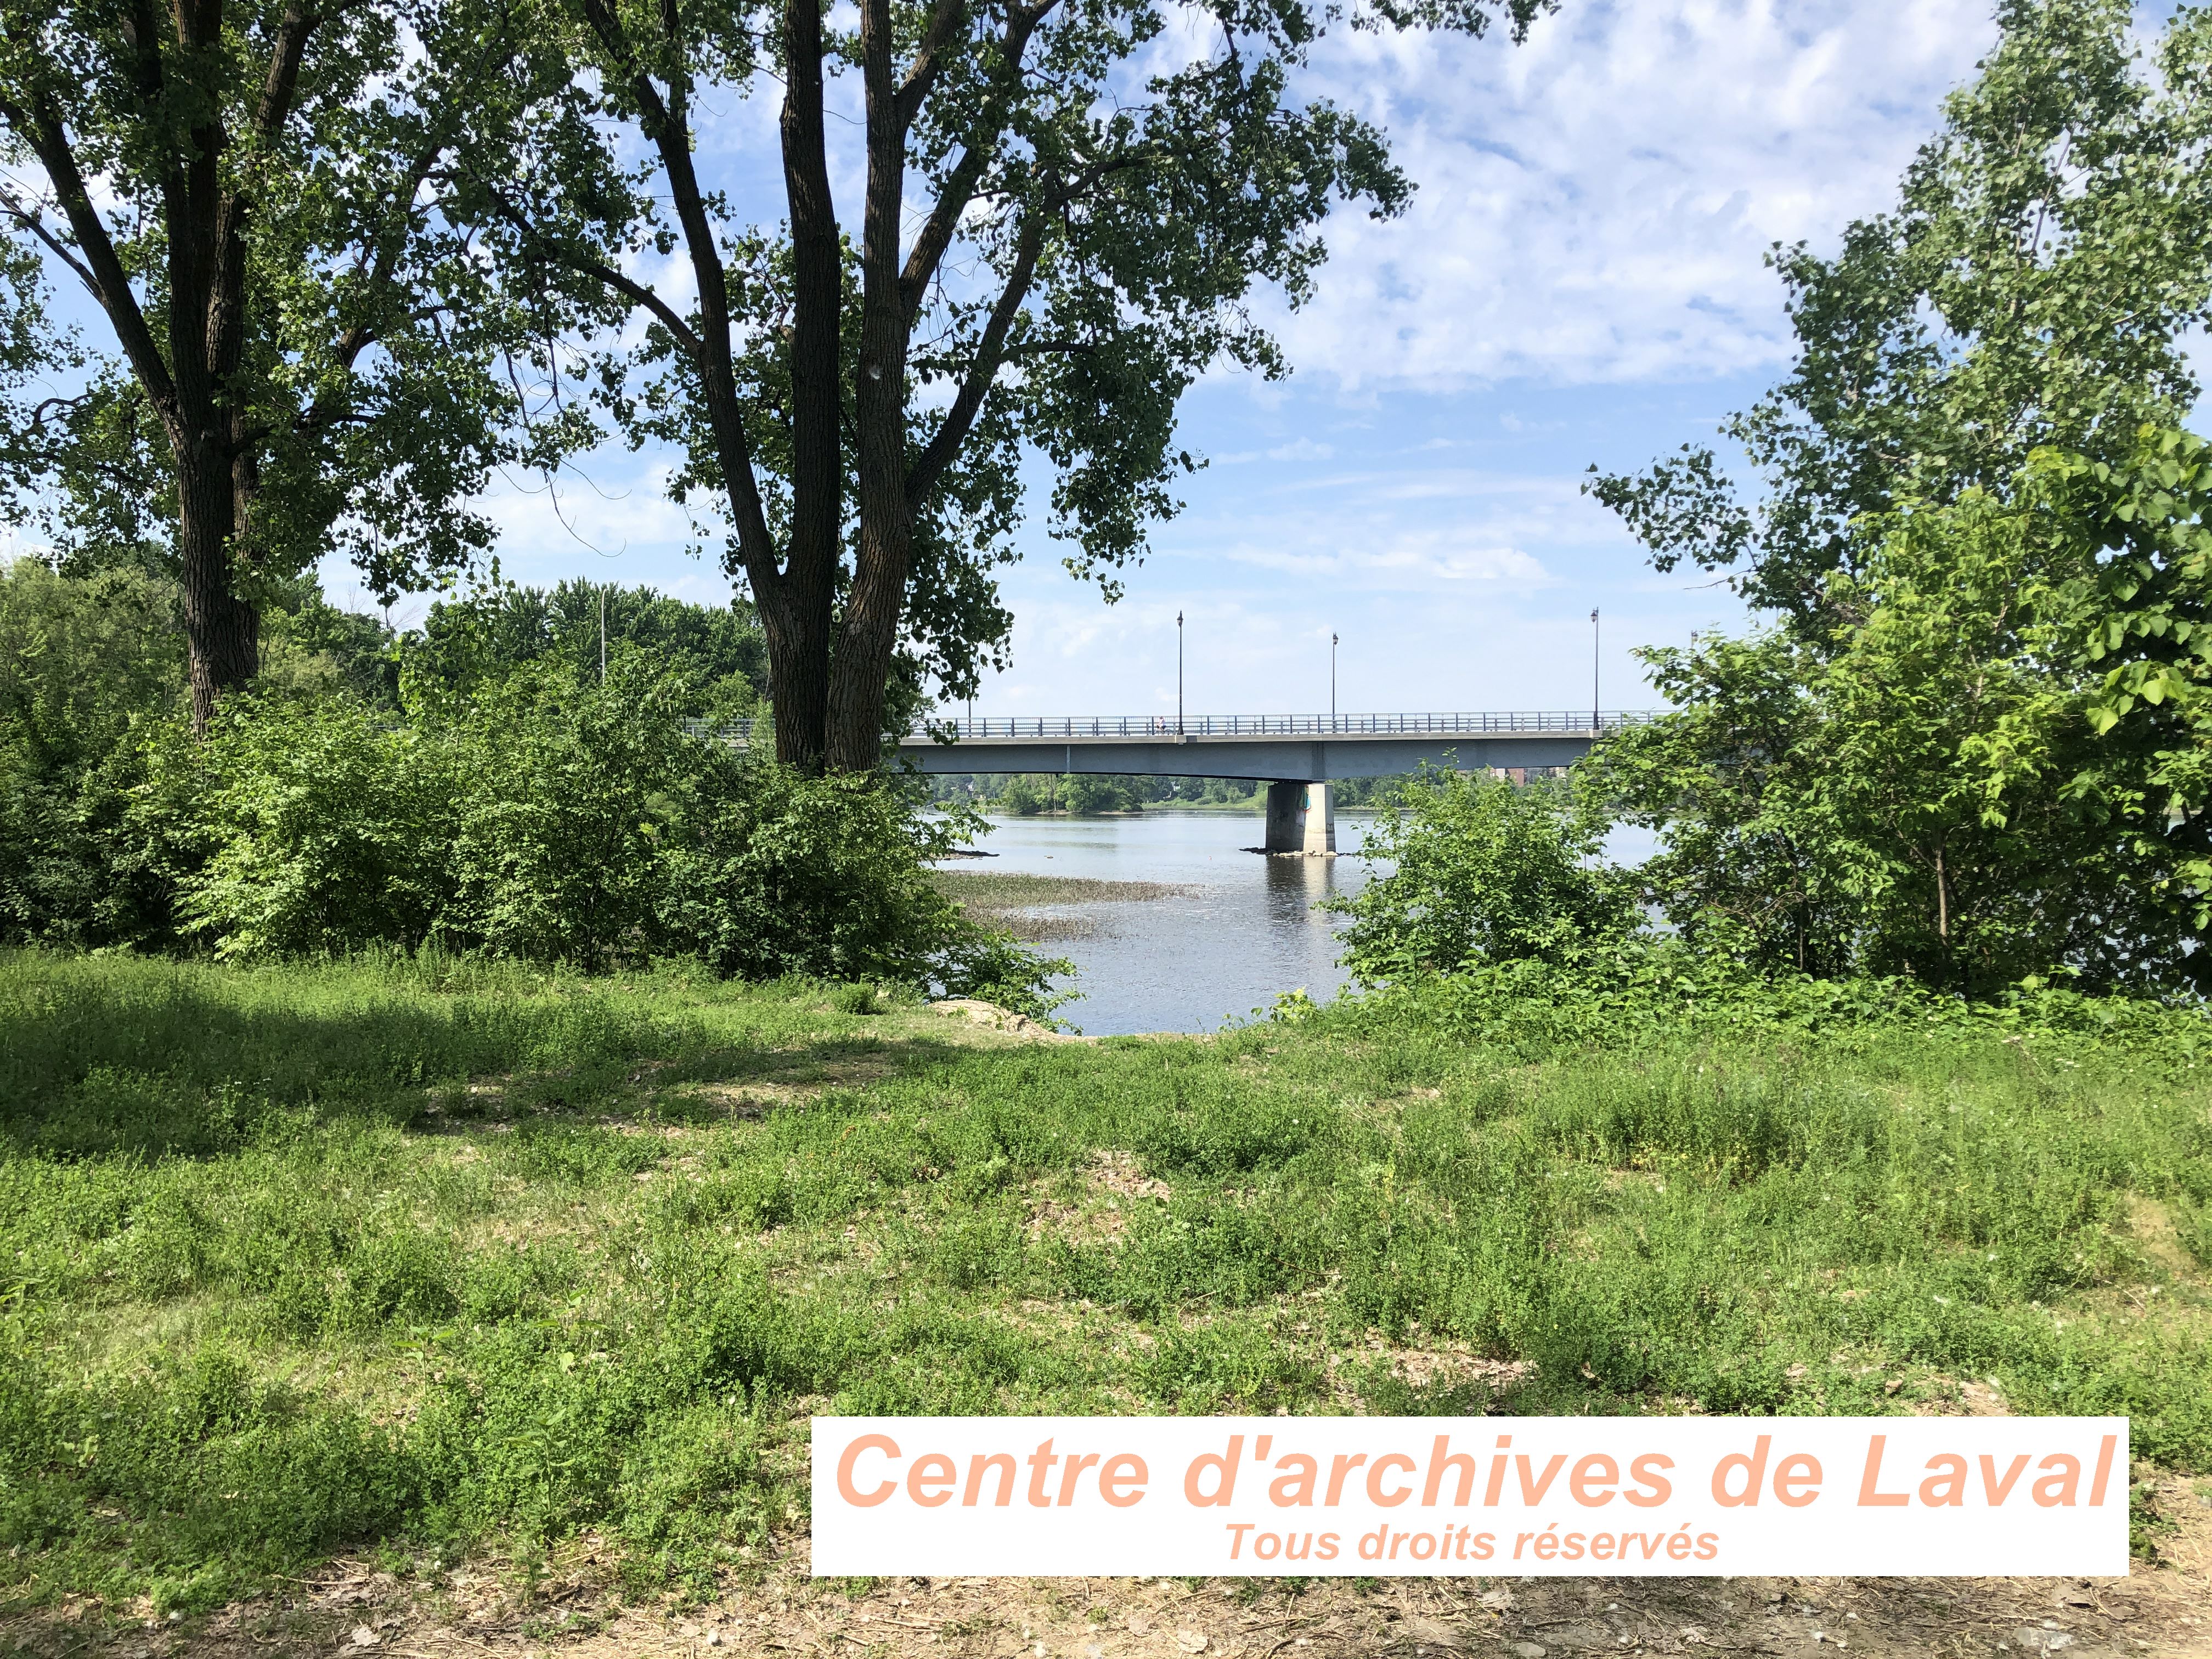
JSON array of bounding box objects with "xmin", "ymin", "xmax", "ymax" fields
[
  {"xmin": 712, "ymin": 710, "xmax": 1650, "ymax": 853},
  {"xmin": 902, "ymin": 711, "xmax": 1652, "ymax": 855}
]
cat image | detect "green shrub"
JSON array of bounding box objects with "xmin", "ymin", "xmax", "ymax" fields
[
  {"xmin": 74, "ymin": 654, "xmax": 1071, "ymax": 1014},
  {"xmin": 659, "ymin": 760, "xmax": 961, "ymax": 983},
  {"xmin": 1328, "ymin": 771, "xmax": 1640, "ymax": 983},
  {"xmin": 0, "ymin": 561, "xmax": 188, "ymax": 947},
  {"xmin": 1308, "ymin": 941, "xmax": 2212, "ymax": 1062},
  {"xmin": 181, "ymin": 695, "xmax": 466, "ymax": 957},
  {"xmin": 438, "ymin": 659, "xmax": 692, "ymax": 963}
]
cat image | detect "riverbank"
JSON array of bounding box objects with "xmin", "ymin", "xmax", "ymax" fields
[{"xmin": 3, "ymin": 950, "xmax": 2210, "ymax": 1656}]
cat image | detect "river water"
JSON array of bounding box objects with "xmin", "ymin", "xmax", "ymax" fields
[{"xmin": 944, "ymin": 809, "xmax": 1378, "ymax": 1036}]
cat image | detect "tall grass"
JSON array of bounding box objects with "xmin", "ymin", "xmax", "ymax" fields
[{"xmin": 2, "ymin": 951, "xmax": 2208, "ymax": 1614}]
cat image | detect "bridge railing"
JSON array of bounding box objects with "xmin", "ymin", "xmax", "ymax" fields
[
  {"xmin": 691, "ymin": 712, "xmax": 1657, "ymax": 745},
  {"xmin": 910, "ymin": 710, "xmax": 1656, "ymax": 740}
]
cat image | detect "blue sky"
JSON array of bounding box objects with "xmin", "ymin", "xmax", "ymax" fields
[{"xmin": 331, "ymin": 0, "xmax": 2006, "ymax": 718}]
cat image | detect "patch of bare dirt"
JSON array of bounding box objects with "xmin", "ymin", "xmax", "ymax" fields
[
  {"xmin": 2126, "ymin": 1199, "xmax": 2200, "ymax": 1280},
  {"xmin": 18, "ymin": 1503, "xmax": 2212, "ymax": 1659},
  {"xmin": 1024, "ymin": 1152, "xmax": 1175, "ymax": 1243},
  {"xmin": 930, "ymin": 998, "xmax": 1094, "ymax": 1044},
  {"xmin": 1328, "ymin": 1329, "xmax": 1536, "ymax": 1408},
  {"xmin": 1090, "ymin": 1150, "xmax": 1172, "ymax": 1204},
  {"xmin": 1909, "ymin": 1378, "xmax": 2016, "ymax": 1419}
]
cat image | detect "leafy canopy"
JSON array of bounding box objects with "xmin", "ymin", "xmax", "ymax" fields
[
  {"xmin": 1587, "ymin": 0, "xmax": 2212, "ymax": 634},
  {"xmin": 1579, "ymin": 0, "xmax": 2212, "ymax": 997},
  {"xmin": 445, "ymin": 0, "xmax": 1555, "ymax": 767}
]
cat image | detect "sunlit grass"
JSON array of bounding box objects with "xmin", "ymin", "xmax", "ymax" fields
[{"xmin": 2, "ymin": 950, "xmax": 2208, "ymax": 1615}]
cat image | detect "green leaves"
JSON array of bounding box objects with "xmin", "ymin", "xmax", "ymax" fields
[
  {"xmin": 0, "ymin": 0, "xmax": 599, "ymax": 719},
  {"xmin": 1588, "ymin": 0, "xmax": 2212, "ymax": 636},
  {"xmin": 1328, "ymin": 771, "xmax": 1641, "ymax": 985},
  {"xmin": 1583, "ymin": 446, "xmax": 2212, "ymax": 996},
  {"xmin": 1577, "ymin": 0, "xmax": 2212, "ymax": 999},
  {"xmin": 449, "ymin": 0, "xmax": 1547, "ymax": 764}
]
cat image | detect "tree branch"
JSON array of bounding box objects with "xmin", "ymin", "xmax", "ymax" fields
[
  {"xmin": 452, "ymin": 168, "xmax": 702, "ymax": 362},
  {"xmin": 0, "ymin": 182, "xmax": 99, "ymax": 295},
  {"xmin": 206, "ymin": 1, "xmax": 320, "ymax": 387},
  {"xmin": 894, "ymin": 0, "xmax": 970, "ymax": 132},
  {"xmin": 575, "ymin": 0, "xmax": 778, "ymax": 577},
  {"xmin": 907, "ymin": 201, "xmax": 1047, "ymax": 505},
  {"xmin": 0, "ymin": 94, "xmax": 179, "ymax": 421},
  {"xmin": 898, "ymin": 0, "xmax": 1059, "ymax": 329}
]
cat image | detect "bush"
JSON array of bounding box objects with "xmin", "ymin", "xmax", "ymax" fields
[
  {"xmin": 0, "ymin": 563, "xmax": 1068, "ymax": 1014},
  {"xmin": 659, "ymin": 761, "xmax": 958, "ymax": 982},
  {"xmin": 439, "ymin": 660, "xmax": 696, "ymax": 963},
  {"xmin": 1328, "ymin": 770, "xmax": 1640, "ymax": 983},
  {"xmin": 1302, "ymin": 938, "xmax": 2212, "ymax": 1063},
  {"xmin": 661, "ymin": 758, "xmax": 1074, "ymax": 1019},
  {"xmin": 0, "ymin": 560, "xmax": 186, "ymax": 946},
  {"xmin": 181, "ymin": 696, "xmax": 467, "ymax": 957},
  {"xmin": 101, "ymin": 655, "xmax": 1071, "ymax": 1017}
]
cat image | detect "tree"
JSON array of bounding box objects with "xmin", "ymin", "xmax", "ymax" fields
[
  {"xmin": 1576, "ymin": 0, "xmax": 2212, "ymax": 996},
  {"xmin": 1587, "ymin": 0, "xmax": 2212, "ymax": 636},
  {"xmin": 0, "ymin": 0, "xmax": 584, "ymax": 729},
  {"xmin": 456, "ymin": 0, "xmax": 1553, "ymax": 772},
  {"xmin": 405, "ymin": 578, "xmax": 769, "ymax": 719},
  {"xmin": 2032, "ymin": 425, "xmax": 2212, "ymax": 931},
  {"xmin": 1588, "ymin": 481, "xmax": 2208, "ymax": 995},
  {"xmin": 1328, "ymin": 771, "xmax": 1639, "ymax": 984}
]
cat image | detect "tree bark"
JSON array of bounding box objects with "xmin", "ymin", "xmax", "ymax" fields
[
  {"xmin": 179, "ymin": 433, "xmax": 258, "ymax": 730},
  {"xmin": 825, "ymin": 0, "xmax": 918, "ymax": 773},
  {"xmin": 775, "ymin": 0, "xmax": 845, "ymax": 772},
  {"xmin": 538, "ymin": 0, "xmax": 1066, "ymax": 772},
  {"xmin": 1, "ymin": 0, "xmax": 323, "ymax": 731}
]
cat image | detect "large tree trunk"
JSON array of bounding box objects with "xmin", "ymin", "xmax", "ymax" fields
[
  {"xmin": 177, "ymin": 432, "xmax": 258, "ymax": 732},
  {"xmin": 759, "ymin": 595, "xmax": 832, "ymax": 772},
  {"xmin": 824, "ymin": 0, "xmax": 918, "ymax": 775},
  {"xmin": 5, "ymin": 1, "xmax": 323, "ymax": 734},
  {"xmin": 770, "ymin": 0, "xmax": 847, "ymax": 774},
  {"xmin": 825, "ymin": 514, "xmax": 912, "ymax": 771}
]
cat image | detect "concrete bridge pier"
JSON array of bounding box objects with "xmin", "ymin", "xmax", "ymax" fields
[{"xmin": 1263, "ymin": 781, "xmax": 1335, "ymax": 855}]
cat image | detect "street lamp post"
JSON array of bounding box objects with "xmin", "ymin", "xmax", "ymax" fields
[
  {"xmin": 1331, "ymin": 631, "xmax": 1338, "ymax": 726},
  {"xmin": 1177, "ymin": 610, "xmax": 1184, "ymax": 735},
  {"xmin": 1590, "ymin": 607, "xmax": 1600, "ymax": 731}
]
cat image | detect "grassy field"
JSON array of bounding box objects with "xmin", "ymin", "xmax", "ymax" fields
[{"xmin": 3, "ymin": 950, "xmax": 2211, "ymax": 1635}]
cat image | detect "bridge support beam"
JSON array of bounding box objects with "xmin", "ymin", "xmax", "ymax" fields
[{"xmin": 1263, "ymin": 781, "xmax": 1335, "ymax": 855}]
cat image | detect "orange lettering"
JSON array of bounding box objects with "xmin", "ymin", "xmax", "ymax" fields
[
  {"xmin": 964, "ymin": 1452, "xmax": 1016, "ymax": 1507},
  {"xmin": 2033, "ymin": 1454, "xmax": 2081, "ymax": 1508},
  {"xmin": 1570, "ymin": 1454, "xmax": 1618, "ymax": 1507},
  {"xmin": 1368, "ymin": 1454, "xmax": 1416, "ymax": 1508},
  {"xmin": 1625, "ymin": 1453, "xmax": 1673, "ymax": 1508},
  {"xmin": 1716, "ymin": 1436, "xmax": 1773, "ymax": 1508},
  {"xmin": 907, "ymin": 1453, "xmax": 955, "ymax": 1508},
  {"xmin": 1918, "ymin": 1453, "xmax": 1967, "ymax": 1508},
  {"xmin": 1856, "ymin": 1436, "xmax": 1906, "ymax": 1507},
  {"xmin": 1773, "ymin": 1453, "xmax": 1821, "ymax": 1508},
  {"xmin": 1978, "ymin": 1453, "xmax": 2029, "ymax": 1505},
  {"xmin": 837, "ymin": 1434, "xmax": 899, "ymax": 1507}
]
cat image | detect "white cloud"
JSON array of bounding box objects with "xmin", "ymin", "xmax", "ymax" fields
[{"xmin": 1257, "ymin": 0, "xmax": 1996, "ymax": 391}]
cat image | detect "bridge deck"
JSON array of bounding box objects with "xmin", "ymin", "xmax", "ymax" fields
[
  {"xmin": 920, "ymin": 711, "xmax": 1650, "ymax": 741},
  {"xmin": 899, "ymin": 713, "xmax": 1651, "ymax": 778},
  {"xmin": 706, "ymin": 712, "xmax": 1652, "ymax": 781}
]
